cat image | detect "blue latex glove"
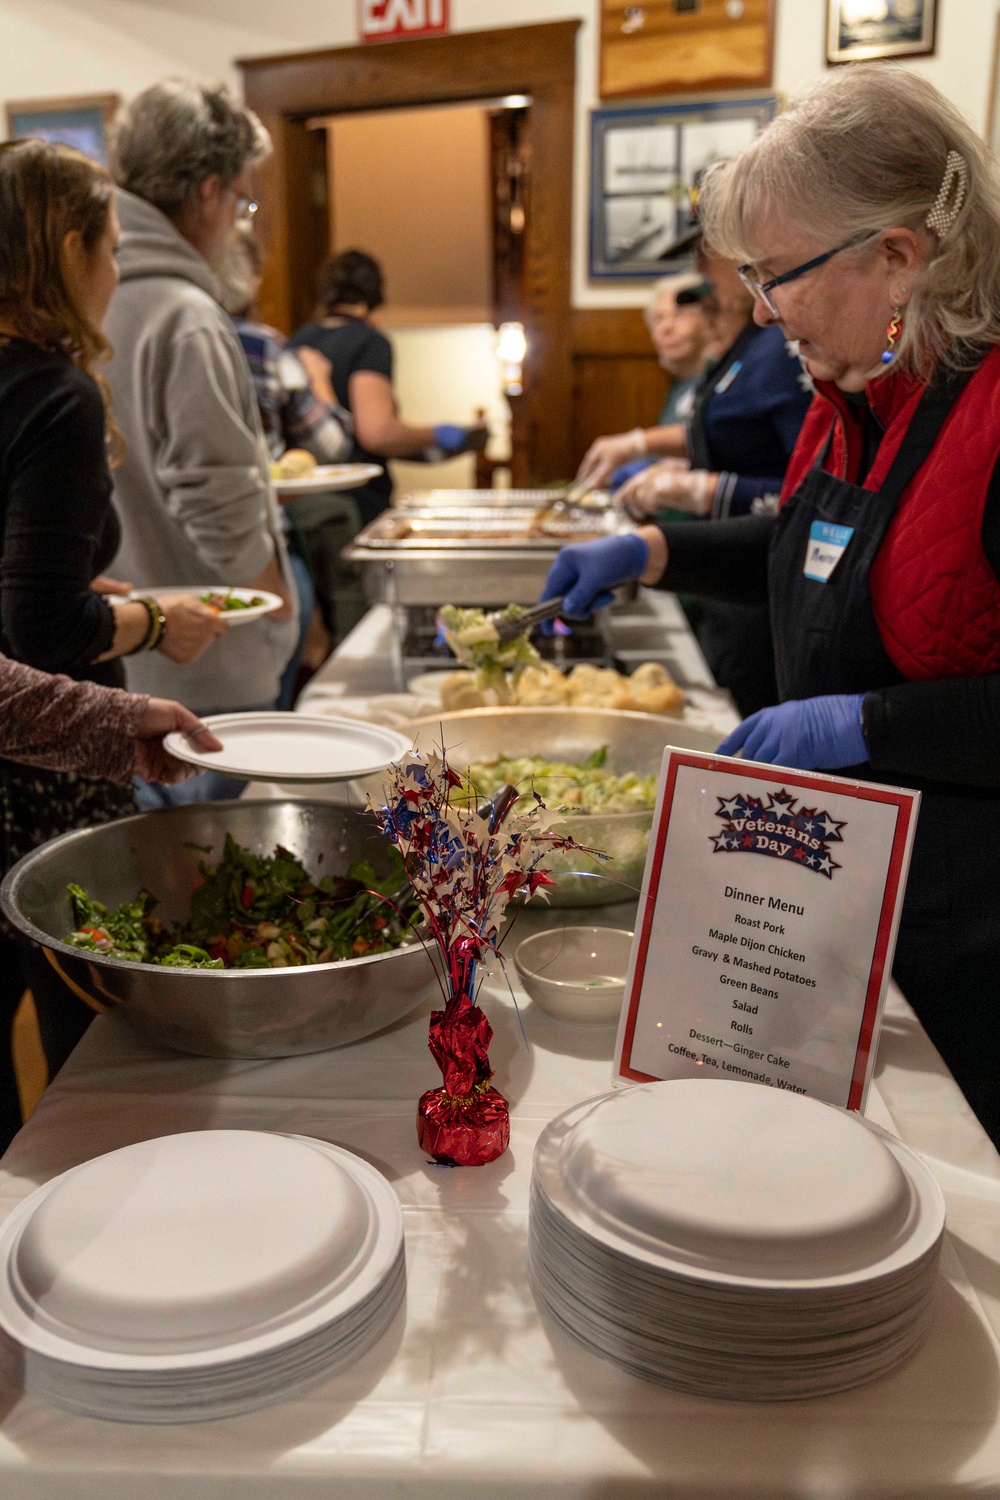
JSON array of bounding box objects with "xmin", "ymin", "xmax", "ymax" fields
[
  {"xmin": 718, "ymin": 694, "xmax": 868, "ymax": 770},
  {"xmin": 433, "ymin": 423, "xmax": 469, "ymax": 456},
  {"xmin": 610, "ymin": 457, "xmax": 653, "ymax": 489},
  {"xmin": 540, "ymin": 533, "xmax": 650, "ymax": 618}
]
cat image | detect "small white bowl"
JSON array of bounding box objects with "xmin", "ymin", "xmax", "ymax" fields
[{"xmin": 514, "ymin": 927, "xmax": 633, "ymax": 1024}]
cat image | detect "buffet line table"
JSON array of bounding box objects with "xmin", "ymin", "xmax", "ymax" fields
[
  {"xmin": 1, "ymin": 933, "xmax": 1000, "ymax": 1498},
  {"xmin": 1, "ymin": 597, "xmax": 1000, "ymax": 1495}
]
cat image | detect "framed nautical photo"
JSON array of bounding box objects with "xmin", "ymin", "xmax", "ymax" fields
[
  {"xmin": 826, "ymin": 0, "xmax": 937, "ymax": 65},
  {"xmin": 5, "ymin": 94, "xmax": 119, "ymax": 166},
  {"xmin": 589, "ymin": 97, "xmax": 777, "ymax": 281}
]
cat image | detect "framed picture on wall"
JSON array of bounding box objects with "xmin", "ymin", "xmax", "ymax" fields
[
  {"xmin": 600, "ymin": 1, "xmax": 775, "ymax": 99},
  {"xmin": 589, "ymin": 96, "xmax": 777, "ymax": 281},
  {"xmin": 826, "ymin": 0, "xmax": 937, "ymax": 65},
  {"xmin": 5, "ymin": 94, "xmax": 119, "ymax": 166}
]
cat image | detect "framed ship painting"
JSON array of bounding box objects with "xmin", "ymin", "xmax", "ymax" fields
[
  {"xmin": 590, "ymin": 96, "xmax": 777, "ymax": 280},
  {"xmin": 826, "ymin": 0, "xmax": 937, "ymax": 65}
]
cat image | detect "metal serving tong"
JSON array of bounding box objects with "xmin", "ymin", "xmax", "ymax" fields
[
  {"xmin": 532, "ymin": 478, "xmax": 592, "ymax": 525},
  {"xmin": 488, "ymin": 597, "xmax": 565, "ymax": 642}
]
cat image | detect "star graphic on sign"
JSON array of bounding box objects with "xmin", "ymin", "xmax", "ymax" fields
[
  {"xmin": 717, "ymin": 795, "xmax": 745, "ymax": 819},
  {"xmin": 770, "ymin": 789, "xmax": 795, "ymax": 808},
  {"xmin": 792, "ymin": 847, "xmax": 807, "ymax": 861},
  {"xmin": 809, "ymin": 813, "xmax": 845, "ymax": 842},
  {"xmin": 741, "ymin": 833, "xmax": 754, "ymax": 849}
]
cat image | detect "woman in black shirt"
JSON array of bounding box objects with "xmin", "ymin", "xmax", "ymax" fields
[
  {"xmin": 290, "ymin": 249, "xmax": 487, "ymax": 525},
  {"xmin": 0, "ymin": 139, "xmax": 223, "ymax": 1071}
]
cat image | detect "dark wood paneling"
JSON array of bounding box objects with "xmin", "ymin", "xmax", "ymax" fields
[
  {"xmin": 240, "ymin": 22, "xmax": 578, "ymax": 485},
  {"xmin": 570, "ymin": 308, "xmax": 668, "ymax": 473}
]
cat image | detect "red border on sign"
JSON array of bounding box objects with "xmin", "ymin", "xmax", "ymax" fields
[
  {"xmin": 617, "ymin": 753, "xmax": 915, "ymax": 1111},
  {"xmin": 357, "ymin": 0, "xmax": 450, "ymax": 43}
]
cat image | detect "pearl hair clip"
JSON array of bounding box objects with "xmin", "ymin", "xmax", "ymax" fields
[{"xmin": 925, "ymin": 150, "xmax": 968, "ymax": 238}]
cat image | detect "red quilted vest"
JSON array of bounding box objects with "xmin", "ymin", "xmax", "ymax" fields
[{"xmin": 780, "ymin": 350, "xmax": 1000, "ymax": 681}]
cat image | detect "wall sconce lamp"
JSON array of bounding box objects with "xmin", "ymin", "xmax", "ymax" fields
[{"xmin": 496, "ymin": 321, "xmax": 527, "ymax": 396}]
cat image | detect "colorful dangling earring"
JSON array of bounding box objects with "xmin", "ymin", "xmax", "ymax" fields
[{"xmin": 882, "ymin": 307, "xmax": 903, "ymax": 365}]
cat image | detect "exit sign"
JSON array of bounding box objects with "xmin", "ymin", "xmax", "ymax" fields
[{"xmin": 358, "ymin": 0, "xmax": 450, "ymax": 42}]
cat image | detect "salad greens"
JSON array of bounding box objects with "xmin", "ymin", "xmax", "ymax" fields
[
  {"xmin": 464, "ymin": 746, "xmax": 656, "ymax": 815},
  {"xmin": 200, "ymin": 590, "xmax": 266, "ymax": 611},
  {"xmin": 438, "ymin": 603, "xmax": 540, "ymax": 704},
  {"xmin": 64, "ymin": 835, "xmax": 417, "ymax": 970}
]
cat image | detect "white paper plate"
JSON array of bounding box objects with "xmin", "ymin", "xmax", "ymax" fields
[
  {"xmin": 129, "ymin": 586, "xmax": 283, "ymax": 625},
  {"xmin": 533, "ymin": 1082, "xmax": 945, "ymax": 1291},
  {"xmin": 162, "ymin": 713, "xmax": 411, "ymax": 783},
  {"xmin": 405, "ymin": 671, "xmax": 456, "ymax": 699},
  {"xmin": 272, "ymin": 463, "xmax": 383, "ymax": 495},
  {"xmin": 0, "ymin": 1131, "xmax": 405, "ymax": 1372}
]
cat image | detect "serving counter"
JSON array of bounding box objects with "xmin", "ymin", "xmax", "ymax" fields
[
  {"xmin": 1, "ymin": 595, "xmax": 998, "ymax": 1495},
  {"xmin": 0, "ymin": 933, "xmax": 999, "ymax": 1498}
]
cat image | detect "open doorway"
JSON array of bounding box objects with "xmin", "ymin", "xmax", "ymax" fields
[
  {"xmin": 305, "ymin": 96, "xmax": 531, "ymax": 494},
  {"xmin": 240, "ymin": 21, "xmax": 578, "ymax": 484}
]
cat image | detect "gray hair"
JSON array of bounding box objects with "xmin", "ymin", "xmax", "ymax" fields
[
  {"xmin": 643, "ymin": 273, "xmax": 706, "ymax": 329},
  {"xmin": 698, "ymin": 65, "xmax": 1000, "ymax": 378},
  {"xmin": 111, "ymin": 80, "xmax": 271, "ymax": 214}
]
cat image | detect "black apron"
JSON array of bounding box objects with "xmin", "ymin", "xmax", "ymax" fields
[{"xmin": 769, "ymin": 371, "xmax": 1000, "ymax": 1141}]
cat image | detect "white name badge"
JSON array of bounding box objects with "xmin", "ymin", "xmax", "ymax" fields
[
  {"xmin": 804, "ymin": 520, "xmax": 854, "ymax": 582},
  {"xmin": 614, "ymin": 749, "xmax": 920, "ymax": 1111}
]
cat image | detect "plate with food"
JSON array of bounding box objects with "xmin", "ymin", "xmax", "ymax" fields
[
  {"xmin": 128, "ymin": 587, "xmax": 283, "ymax": 625},
  {"xmin": 270, "ymin": 451, "xmax": 384, "ymax": 495},
  {"xmin": 163, "ymin": 713, "xmax": 412, "ymax": 783}
]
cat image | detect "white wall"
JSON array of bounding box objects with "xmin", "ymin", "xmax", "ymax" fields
[{"xmin": 1, "ymin": 0, "xmax": 996, "ymax": 310}]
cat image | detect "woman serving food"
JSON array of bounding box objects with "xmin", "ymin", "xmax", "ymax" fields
[{"xmin": 541, "ymin": 66, "xmax": 1000, "ymax": 1144}]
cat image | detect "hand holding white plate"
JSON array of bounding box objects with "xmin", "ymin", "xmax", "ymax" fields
[
  {"xmin": 272, "ymin": 463, "xmax": 384, "ymax": 496},
  {"xmin": 129, "ymin": 587, "xmax": 283, "ymax": 626},
  {"xmin": 162, "ymin": 713, "xmax": 412, "ymax": 783}
]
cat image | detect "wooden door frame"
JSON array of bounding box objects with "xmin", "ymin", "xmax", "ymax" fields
[{"xmin": 240, "ymin": 21, "xmax": 580, "ymax": 484}]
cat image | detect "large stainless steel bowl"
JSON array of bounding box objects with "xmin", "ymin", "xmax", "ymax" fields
[
  {"xmin": 354, "ymin": 707, "xmax": 722, "ymax": 907},
  {"xmin": 0, "ymin": 801, "xmax": 439, "ymax": 1060}
]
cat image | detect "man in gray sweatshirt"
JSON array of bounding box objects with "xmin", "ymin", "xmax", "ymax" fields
[{"xmin": 104, "ymin": 81, "xmax": 297, "ymax": 743}]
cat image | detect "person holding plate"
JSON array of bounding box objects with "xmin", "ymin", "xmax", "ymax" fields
[{"xmin": 541, "ymin": 65, "xmax": 1000, "ymax": 1144}]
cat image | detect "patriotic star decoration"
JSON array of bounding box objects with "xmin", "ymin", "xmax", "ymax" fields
[
  {"xmin": 711, "ymin": 787, "xmax": 847, "ymax": 877},
  {"xmin": 370, "ymin": 747, "xmax": 604, "ymax": 1001}
]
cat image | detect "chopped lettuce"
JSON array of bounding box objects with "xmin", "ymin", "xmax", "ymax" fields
[
  {"xmin": 438, "ymin": 604, "xmax": 541, "ymax": 703},
  {"xmin": 63, "ymin": 838, "xmax": 417, "ymax": 971},
  {"xmin": 463, "ymin": 748, "xmax": 655, "ymax": 815}
]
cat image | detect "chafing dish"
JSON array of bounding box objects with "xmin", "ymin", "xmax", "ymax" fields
[{"xmin": 343, "ymin": 501, "xmax": 626, "ymax": 606}]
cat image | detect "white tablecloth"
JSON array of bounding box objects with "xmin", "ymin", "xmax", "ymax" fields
[{"xmin": 1, "ymin": 895, "xmax": 1000, "ymax": 1498}]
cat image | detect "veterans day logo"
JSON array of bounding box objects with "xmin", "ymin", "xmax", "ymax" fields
[{"xmin": 710, "ymin": 788, "xmax": 845, "ymax": 879}]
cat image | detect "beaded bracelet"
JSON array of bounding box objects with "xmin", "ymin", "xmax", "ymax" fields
[{"xmin": 132, "ymin": 596, "xmax": 167, "ymax": 654}]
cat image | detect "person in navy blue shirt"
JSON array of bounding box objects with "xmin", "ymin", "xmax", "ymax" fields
[{"xmin": 580, "ymin": 249, "xmax": 813, "ymax": 714}]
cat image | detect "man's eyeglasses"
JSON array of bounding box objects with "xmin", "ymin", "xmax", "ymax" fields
[{"xmin": 738, "ymin": 232, "xmax": 878, "ymax": 317}]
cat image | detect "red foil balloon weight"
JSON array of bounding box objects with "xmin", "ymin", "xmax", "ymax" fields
[
  {"xmin": 370, "ymin": 747, "xmax": 600, "ymax": 1167},
  {"xmin": 418, "ymin": 994, "xmax": 509, "ymax": 1167}
]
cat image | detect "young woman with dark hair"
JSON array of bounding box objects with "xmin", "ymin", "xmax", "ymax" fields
[{"xmin": 0, "ymin": 138, "xmax": 225, "ymax": 1081}]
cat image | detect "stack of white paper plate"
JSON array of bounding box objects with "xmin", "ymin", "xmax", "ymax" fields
[
  {"xmin": 529, "ymin": 1080, "xmax": 945, "ymax": 1400},
  {"xmin": 0, "ymin": 1131, "xmax": 404, "ymax": 1423}
]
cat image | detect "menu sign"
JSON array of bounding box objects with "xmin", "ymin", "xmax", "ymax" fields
[
  {"xmin": 358, "ymin": 0, "xmax": 449, "ymax": 42},
  {"xmin": 614, "ymin": 750, "xmax": 919, "ymax": 1110}
]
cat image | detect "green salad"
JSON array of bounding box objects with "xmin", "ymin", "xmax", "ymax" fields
[
  {"xmin": 200, "ymin": 590, "xmax": 266, "ymax": 611},
  {"xmin": 64, "ymin": 835, "xmax": 417, "ymax": 970},
  {"xmin": 464, "ymin": 746, "xmax": 656, "ymax": 815},
  {"xmin": 439, "ymin": 603, "xmax": 539, "ymax": 702}
]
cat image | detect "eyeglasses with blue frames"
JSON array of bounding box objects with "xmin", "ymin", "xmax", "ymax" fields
[{"xmin": 738, "ymin": 231, "xmax": 880, "ymax": 317}]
